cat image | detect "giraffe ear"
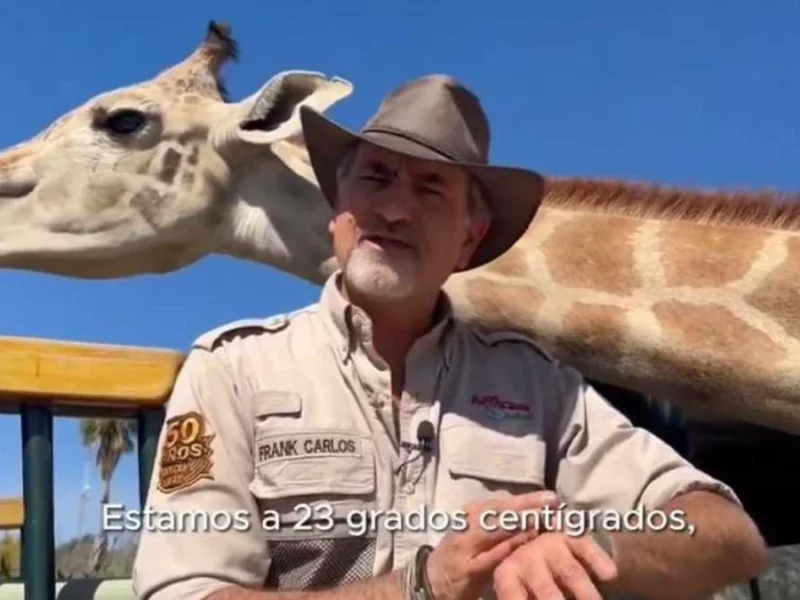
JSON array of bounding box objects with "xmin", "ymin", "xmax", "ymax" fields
[{"xmin": 231, "ymin": 71, "xmax": 353, "ymax": 147}]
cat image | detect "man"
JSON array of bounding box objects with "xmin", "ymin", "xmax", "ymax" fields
[{"xmin": 132, "ymin": 75, "xmax": 767, "ymax": 600}]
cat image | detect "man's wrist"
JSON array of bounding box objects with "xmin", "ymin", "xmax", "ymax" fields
[{"xmin": 404, "ymin": 545, "xmax": 435, "ymax": 600}]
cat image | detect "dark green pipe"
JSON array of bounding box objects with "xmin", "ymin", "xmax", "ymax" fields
[
  {"xmin": 137, "ymin": 408, "xmax": 164, "ymax": 507},
  {"xmin": 21, "ymin": 404, "xmax": 54, "ymax": 600}
]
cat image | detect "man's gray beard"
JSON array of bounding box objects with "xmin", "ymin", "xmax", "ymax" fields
[{"xmin": 343, "ymin": 246, "xmax": 417, "ymax": 301}]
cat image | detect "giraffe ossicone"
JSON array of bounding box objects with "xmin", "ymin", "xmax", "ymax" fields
[{"xmin": 2, "ymin": 21, "xmax": 799, "ymax": 437}]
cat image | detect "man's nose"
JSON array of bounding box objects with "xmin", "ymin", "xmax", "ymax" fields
[{"xmin": 373, "ymin": 181, "xmax": 413, "ymax": 224}]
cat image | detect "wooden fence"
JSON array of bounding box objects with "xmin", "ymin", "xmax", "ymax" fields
[{"xmin": 0, "ymin": 335, "xmax": 182, "ymax": 600}]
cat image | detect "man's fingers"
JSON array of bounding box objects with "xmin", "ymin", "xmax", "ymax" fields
[
  {"xmin": 472, "ymin": 530, "xmax": 536, "ymax": 572},
  {"xmin": 491, "ymin": 490, "xmax": 560, "ymax": 513},
  {"xmin": 547, "ymin": 542, "xmax": 604, "ymax": 600},
  {"xmin": 493, "ymin": 560, "xmax": 528, "ymax": 600},
  {"xmin": 519, "ymin": 551, "xmax": 566, "ymax": 600},
  {"xmin": 466, "ymin": 491, "xmax": 560, "ymax": 520},
  {"xmin": 463, "ymin": 490, "xmax": 560, "ymax": 547},
  {"xmin": 570, "ymin": 534, "xmax": 618, "ymax": 581}
]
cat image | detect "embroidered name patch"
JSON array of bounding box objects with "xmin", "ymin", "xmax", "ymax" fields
[
  {"xmin": 256, "ymin": 432, "xmax": 362, "ymax": 464},
  {"xmin": 157, "ymin": 411, "xmax": 215, "ymax": 494}
]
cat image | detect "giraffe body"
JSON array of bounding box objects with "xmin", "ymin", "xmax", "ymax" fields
[{"xmin": 446, "ymin": 179, "xmax": 800, "ymax": 434}]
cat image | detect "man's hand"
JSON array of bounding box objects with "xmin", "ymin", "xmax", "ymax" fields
[
  {"xmin": 425, "ymin": 491, "xmax": 560, "ymax": 600},
  {"xmin": 493, "ymin": 531, "xmax": 618, "ymax": 600}
]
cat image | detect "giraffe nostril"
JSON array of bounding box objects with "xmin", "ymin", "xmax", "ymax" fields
[
  {"xmin": 0, "ymin": 176, "xmax": 37, "ymax": 199},
  {"xmin": 0, "ymin": 180, "xmax": 36, "ymax": 199}
]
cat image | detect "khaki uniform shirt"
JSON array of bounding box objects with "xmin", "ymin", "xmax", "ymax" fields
[{"xmin": 132, "ymin": 272, "xmax": 740, "ymax": 600}]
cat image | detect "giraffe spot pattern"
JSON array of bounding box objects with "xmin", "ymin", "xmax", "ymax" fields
[
  {"xmin": 463, "ymin": 278, "xmax": 544, "ymax": 331},
  {"xmin": 131, "ymin": 187, "xmax": 168, "ymax": 228},
  {"xmin": 744, "ymin": 235, "xmax": 800, "ymax": 341},
  {"xmin": 484, "ymin": 246, "xmax": 529, "ymax": 277},
  {"xmin": 186, "ymin": 145, "xmax": 200, "ymax": 166},
  {"xmin": 560, "ymin": 303, "xmax": 628, "ymax": 362},
  {"xmin": 543, "ymin": 215, "xmax": 641, "ymax": 296},
  {"xmin": 659, "ymin": 221, "xmax": 769, "ymax": 287},
  {"xmin": 652, "ymin": 300, "xmax": 785, "ymax": 368},
  {"xmin": 158, "ymin": 148, "xmax": 182, "ymax": 184}
]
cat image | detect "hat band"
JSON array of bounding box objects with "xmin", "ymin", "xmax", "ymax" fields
[{"xmin": 362, "ymin": 126, "xmax": 480, "ymax": 164}]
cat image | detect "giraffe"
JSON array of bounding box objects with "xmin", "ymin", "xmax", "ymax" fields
[
  {"xmin": 442, "ymin": 177, "xmax": 800, "ymax": 436},
  {"xmin": 0, "ymin": 20, "xmax": 351, "ymax": 282},
  {"xmin": 1, "ymin": 21, "xmax": 799, "ymax": 440}
]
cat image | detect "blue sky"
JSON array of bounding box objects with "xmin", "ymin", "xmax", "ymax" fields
[{"xmin": 0, "ymin": 1, "xmax": 797, "ymax": 543}]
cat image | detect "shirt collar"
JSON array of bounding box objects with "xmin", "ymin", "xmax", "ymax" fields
[{"xmin": 319, "ymin": 269, "xmax": 455, "ymax": 369}]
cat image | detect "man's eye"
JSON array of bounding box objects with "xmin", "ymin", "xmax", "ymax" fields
[{"xmin": 361, "ymin": 174, "xmax": 388, "ymax": 183}]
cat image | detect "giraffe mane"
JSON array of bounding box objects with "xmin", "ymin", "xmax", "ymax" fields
[{"xmin": 544, "ymin": 176, "xmax": 800, "ymax": 231}]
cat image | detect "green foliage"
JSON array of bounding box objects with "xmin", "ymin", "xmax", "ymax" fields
[
  {"xmin": 0, "ymin": 533, "xmax": 20, "ymax": 579},
  {"xmin": 79, "ymin": 419, "xmax": 137, "ymax": 486},
  {"xmin": 79, "ymin": 418, "xmax": 137, "ymax": 574},
  {"xmin": 55, "ymin": 532, "xmax": 138, "ymax": 579}
]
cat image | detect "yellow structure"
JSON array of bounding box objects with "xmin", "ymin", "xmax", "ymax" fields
[
  {"xmin": 0, "ymin": 334, "xmax": 182, "ymax": 599},
  {"xmin": 0, "ymin": 500, "xmax": 23, "ymax": 531},
  {"xmin": 0, "ymin": 336, "xmax": 183, "ymax": 409}
]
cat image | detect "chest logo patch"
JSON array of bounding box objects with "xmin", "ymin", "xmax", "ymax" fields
[{"xmin": 471, "ymin": 394, "xmax": 532, "ymax": 421}]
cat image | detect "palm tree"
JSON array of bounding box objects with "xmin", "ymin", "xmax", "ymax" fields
[{"xmin": 79, "ymin": 418, "xmax": 136, "ymax": 575}]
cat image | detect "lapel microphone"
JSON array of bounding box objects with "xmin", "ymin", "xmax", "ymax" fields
[
  {"xmin": 396, "ymin": 420, "xmax": 435, "ymax": 474},
  {"xmin": 415, "ymin": 420, "xmax": 435, "ymax": 453}
]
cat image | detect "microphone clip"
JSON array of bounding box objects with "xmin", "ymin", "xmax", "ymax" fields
[{"xmin": 395, "ymin": 420, "xmax": 436, "ymax": 475}]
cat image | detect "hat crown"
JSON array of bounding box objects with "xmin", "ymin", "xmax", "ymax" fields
[{"xmin": 362, "ymin": 74, "xmax": 490, "ymax": 164}]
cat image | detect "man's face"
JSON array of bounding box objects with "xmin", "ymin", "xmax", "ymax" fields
[{"xmin": 330, "ymin": 142, "xmax": 490, "ymax": 301}]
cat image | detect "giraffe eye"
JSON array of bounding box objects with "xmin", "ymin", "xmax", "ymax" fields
[{"xmin": 101, "ymin": 109, "xmax": 147, "ymax": 135}]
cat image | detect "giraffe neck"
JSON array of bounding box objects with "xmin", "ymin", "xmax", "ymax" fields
[{"xmin": 445, "ymin": 179, "xmax": 800, "ymax": 435}]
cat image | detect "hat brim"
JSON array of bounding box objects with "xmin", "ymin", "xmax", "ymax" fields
[{"xmin": 300, "ymin": 106, "xmax": 545, "ymax": 271}]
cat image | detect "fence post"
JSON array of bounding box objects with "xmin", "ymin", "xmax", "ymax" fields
[
  {"xmin": 138, "ymin": 408, "xmax": 165, "ymax": 508},
  {"xmin": 20, "ymin": 404, "xmax": 54, "ymax": 600}
]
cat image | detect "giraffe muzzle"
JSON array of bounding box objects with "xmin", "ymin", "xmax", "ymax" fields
[{"xmin": 0, "ymin": 146, "xmax": 39, "ymax": 200}]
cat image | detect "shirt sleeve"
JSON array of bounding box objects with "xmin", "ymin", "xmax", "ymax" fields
[
  {"xmin": 547, "ymin": 364, "xmax": 742, "ymax": 516},
  {"xmin": 132, "ymin": 346, "xmax": 269, "ymax": 600}
]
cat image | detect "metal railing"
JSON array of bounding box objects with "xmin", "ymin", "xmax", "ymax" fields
[{"xmin": 0, "ymin": 335, "xmax": 184, "ymax": 600}]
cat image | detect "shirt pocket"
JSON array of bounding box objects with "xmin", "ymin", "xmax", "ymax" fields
[
  {"xmin": 435, "ymin": 423, "xmax": 547, "ymax": 513},
  {"xmin": 253, "ymin": 390, "xmax": 303, "ymax": 426},
  {"xmin": 249, "ymin": 428, "xmax": 378, "ymax": 590}
]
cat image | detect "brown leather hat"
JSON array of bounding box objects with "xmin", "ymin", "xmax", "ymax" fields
[{"xmin": 299, "ymin": 74, "xmax": 545, "ymax": 270}]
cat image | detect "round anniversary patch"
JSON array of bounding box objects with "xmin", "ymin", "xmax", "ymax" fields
[{"xmin": 157, "ymin": 411, "xmax": 216, "ymax": 494}]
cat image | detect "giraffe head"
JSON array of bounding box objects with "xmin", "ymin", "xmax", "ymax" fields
[{"xmin": 0, "ymin": 21, "xmax": 352, "ymax": 282}]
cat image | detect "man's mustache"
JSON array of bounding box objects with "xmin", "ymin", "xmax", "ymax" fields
[{"xmin": 358, "ymin": 229, "xmax": 415, "ymax": 247}]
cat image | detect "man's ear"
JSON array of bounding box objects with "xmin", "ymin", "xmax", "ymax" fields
[{"xmin": 455, "ymin": 214, "xmax": 490, "ymax": 270}]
